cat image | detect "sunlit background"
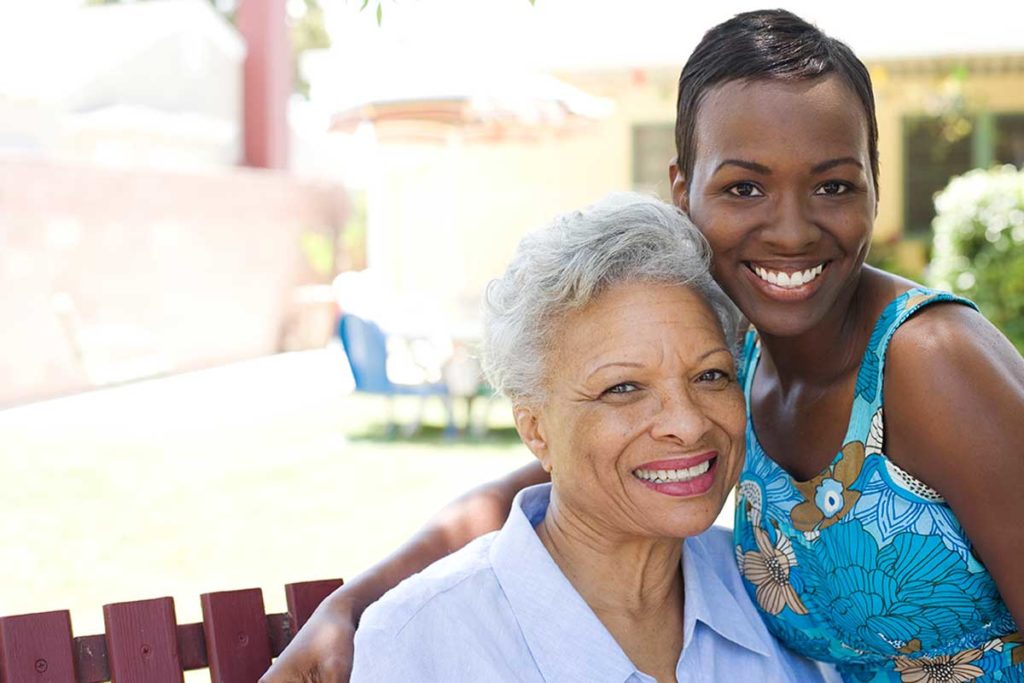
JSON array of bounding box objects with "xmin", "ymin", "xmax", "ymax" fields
[{"xmin": 2, "ymin": 0, "xmax": 1023, "ymax": 670}]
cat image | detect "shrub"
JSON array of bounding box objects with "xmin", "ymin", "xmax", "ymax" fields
[{"xmin": 928, "ymin": 165, "xmax": 1024, "ymax": 352}]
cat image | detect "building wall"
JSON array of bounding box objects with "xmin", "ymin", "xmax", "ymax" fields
[{"xmin": 0, "ymin": 155, "xmax": 346, "ymax": 407}]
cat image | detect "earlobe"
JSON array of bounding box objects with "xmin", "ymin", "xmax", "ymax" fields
[
  {"xmin": 669, "ymin": 161, "xmax": 689, "ymax": 213},
  {"xmin": 513, "ymin": 405, "xmax": 551, "ymax": 472}
]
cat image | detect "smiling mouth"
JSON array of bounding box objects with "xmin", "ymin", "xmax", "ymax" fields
[
  {"xmin": 748, "ymin": 263, "xmax": 826, "ymax": 289},
  {"xmin": 633, "ymin": 458, "xmax": 714, "ymax": 484}
]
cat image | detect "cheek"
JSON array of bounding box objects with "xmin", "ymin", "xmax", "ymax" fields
[
  {"xmin": 562, "ymin": 404, "xmax": 652, "ymax": 466},
  {"xmin": 701, "ymin": 390, "xmax": 746, "ymax": 442},
  {"xmin": 689, "ymin": 206, "xmax": 743, "ymax": 256}
]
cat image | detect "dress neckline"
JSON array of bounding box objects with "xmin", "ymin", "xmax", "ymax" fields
[{"xmin": 742, "ymin": 286, "xmax": 926, "ymax": 484}]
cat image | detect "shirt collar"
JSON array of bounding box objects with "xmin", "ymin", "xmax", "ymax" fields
[
  {"xmin": 681, "ymin": 531, "xmax": 775, "ymax": 658},
  {"xmin": 489, "ymin": 484, "xmax": 642, "ymax": 683},
  {"xmin": 490, "ymin": 483, "xmax": 774, "ymax": 683}
]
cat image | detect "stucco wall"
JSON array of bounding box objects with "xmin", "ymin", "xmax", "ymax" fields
[{"xmin": 0, "ymin": 155, "xmax": 346, "ymax": 407}]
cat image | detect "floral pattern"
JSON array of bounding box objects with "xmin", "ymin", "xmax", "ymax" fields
[
  {"xmin": 892, "ymin": 648, "xmax": 984, "ymax": 683},
  {"xmin": 738, "ymin": 525, "xmax": 808, "ymax": 616},
  {"xmin": 732, "ymin": 288, "xmax": 1022, "ymax": 681},
  {"xmin": 791, "ymin": 441, "xmax": 865, "ymax": 532},
  {"xmin": 795, "ymin": 521, "xmax": 1003, "ymax": 655}
]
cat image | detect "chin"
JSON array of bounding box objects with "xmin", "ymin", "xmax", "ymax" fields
[
  {"xmin": 661, "ymin": 495, "xmax": 732, "ymax": 540},
  {"xmin": 742, "ymin": 300, "xmax": 834, "ymax": 339}
]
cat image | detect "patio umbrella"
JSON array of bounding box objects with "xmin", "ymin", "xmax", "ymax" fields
[{"xmin": 328, "ymin": 65, "xmax": 614, "ymax": 143}]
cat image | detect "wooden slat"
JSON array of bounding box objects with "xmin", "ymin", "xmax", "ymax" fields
[
  {"xmin": 0, "ymin": 610, "xmax": 77, "ymax": 683},
  {"xmin": 284, "ymin": 579, "xmax": 343, "ymax": 632},
  {"xmin": 73, "ymin": 634, "xmax": 109, "ymax": 683},
  {"xmin": 174, "ymin": 623, "xmax": 207, "ymax": 671},
  {"xmin": 266, "ymin": 613, "xmax": 291, "ymax": 657},
  {"xmin": 102, "ymin": 598, "xmax": 183, "ymax": 683},
  {"xmin": 200, "ymin": 589, "xmax": 272, "ymax": 683}
]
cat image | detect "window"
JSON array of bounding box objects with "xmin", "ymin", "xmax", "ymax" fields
[
  {"xmin": 902, "ymin": 116, "xmax": 974, "ymax": 234},
  {"xmin": 632, "ymin": 123, "xmax": 675, "ymax": 200},
  {"xmin": 903, "ymin": 112, "xmax": 1024, "ymax": 234},
  {"xmin": 995, "ymin": 113, "xmax": 1024, "ymax": 167}
]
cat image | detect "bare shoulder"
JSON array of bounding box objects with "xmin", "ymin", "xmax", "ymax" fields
[
  {"xmin": 883, "ymin": 298, "xmax": 1024, "ymax": 493},
  {"xmin": 887, "ymin": 299, "xmax": 1023, "ymax": 382}
]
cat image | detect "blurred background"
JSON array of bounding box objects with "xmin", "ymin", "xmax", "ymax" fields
[{"xmin": 2, "ymin": 0, "xmax": 1023, "ymax": 658}]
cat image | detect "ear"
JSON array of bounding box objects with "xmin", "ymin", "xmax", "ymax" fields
[
  {"xmin": 513, "ymin": 405, "xmax": 553, "ymax": 473},
  {"xmin": 669, "ymin": 160, "xmax": 689, "ymax": 214}
]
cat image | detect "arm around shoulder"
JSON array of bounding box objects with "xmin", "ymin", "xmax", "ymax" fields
[{"xmin": 884, "ymin": 302, "xmax": 1024, "ymax": 626}]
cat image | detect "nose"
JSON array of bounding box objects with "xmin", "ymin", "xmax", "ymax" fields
[
  {"xmin": 762, "ymin": 192, "xmax": 820, "ymax": 253},
  {"xmin": 650, "ymin": 387, "xmax": 713, "ymax": 445}
]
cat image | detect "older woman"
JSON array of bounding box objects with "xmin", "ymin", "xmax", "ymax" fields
[{"xmin": 349, "ymin": 194, "xmax": 830, "ymax": 682}]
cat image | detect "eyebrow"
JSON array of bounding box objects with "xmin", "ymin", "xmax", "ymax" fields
[
  {"xmin": 586, "ymin": 346, "xmax": 733, "ymax": 378},
  {"xmin": 714, "ymin": 159, "xmax": 771, "ymax": 175},
  {"xmin": 587, "ymin": 361, "xmax": 644, "ymax": 378},
  {"xmin": 810, "ymin": 157, "xmax": 864, "ymax": 174}
]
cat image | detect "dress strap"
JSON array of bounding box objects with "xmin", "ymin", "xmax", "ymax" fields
[
  {"xmin": 738, "ymin": 327, "xmax": 760, "ymax": 411},
  {"xmin": 843, "ymin": 286, "xmax": 979, "ymax": 449}
]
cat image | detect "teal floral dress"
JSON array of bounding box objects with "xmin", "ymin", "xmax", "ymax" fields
[{"xmin": 732, "ymin": 288, "xmax": 1023, "ymax": 682}]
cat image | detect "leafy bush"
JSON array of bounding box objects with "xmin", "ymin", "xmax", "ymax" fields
[{"xmin": 928, "ymin": 165, "xmax": 1024, "ymax": 352}]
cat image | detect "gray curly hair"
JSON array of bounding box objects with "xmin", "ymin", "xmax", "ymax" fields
[{"xmin": 482, "ymin": 192, "xmax": 741, "ymax": 405}]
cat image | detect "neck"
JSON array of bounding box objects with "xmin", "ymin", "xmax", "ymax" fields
[
  {"xmin": 536, "ymin": 487, "xmax": 685, "ymax": 680},
  {"xmin": 537, "ymin": 492, "xmax": 683, "ymax": 614}
]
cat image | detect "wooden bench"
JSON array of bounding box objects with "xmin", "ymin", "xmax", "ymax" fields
[{"xmin": 0, "ymin": 578, "xmax": 342, "ymax": 682}]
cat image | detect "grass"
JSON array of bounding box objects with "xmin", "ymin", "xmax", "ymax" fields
[{"xmin": 0, "ymin": 348, "xmax": 532, "ymax": 641}]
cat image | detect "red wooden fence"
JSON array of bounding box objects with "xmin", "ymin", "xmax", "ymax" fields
[{"xmin": 0, "ymin": 578, "xmax": 342, "ymax": 683}]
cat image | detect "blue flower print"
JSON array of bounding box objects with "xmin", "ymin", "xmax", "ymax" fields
[
  {"xmin": 794, "ymin": 520, "xmax": 1008, "ymax": 657},
  {"xmin": 764, "ymin": 617, "xmax": 835, "ymax": 663},
  {"xmin": 815, "ymin": 478, "xmax": 846, "ymax": 518},
  {"xmin": 791, "ymin": 442, "xmax": 865, "ymax": 532},
  {"xmin": 854, "ymin": 467, "xmax": 977, "ymax": 566}
]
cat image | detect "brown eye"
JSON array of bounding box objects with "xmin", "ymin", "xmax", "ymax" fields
[
  {"xmin": 727, "ymin": 182, "xmax": 764, "ymax": 198},
  {"xmin": 696, "ymin": 369, "xmax": 731, "ymax": 385},
  {"xmin": 816, "ymin": 181, "xmax": 851, "ymax": 196}
]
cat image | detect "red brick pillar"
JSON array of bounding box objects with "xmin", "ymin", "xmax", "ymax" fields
[{"xmin": 236, "ymin": 0, "xmax": 291, "ymax": 169}]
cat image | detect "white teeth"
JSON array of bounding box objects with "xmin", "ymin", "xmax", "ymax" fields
[
  {"xmin": 753, "ymin": 264, "xmax": 823, "ymax": 289},
  {"xmin": 634, "ymin": 461, "xmax": 712, "ymax": 484}
]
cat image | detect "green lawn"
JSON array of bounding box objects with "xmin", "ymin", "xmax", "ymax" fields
[{"xmin": 0, "ymin": 349, "xmax": 532, "ymax": 641}]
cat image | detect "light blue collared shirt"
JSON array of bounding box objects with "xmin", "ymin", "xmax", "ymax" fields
[{"xmin": 352, "ymin": 484, "xmax": 837, "ymax": 682}]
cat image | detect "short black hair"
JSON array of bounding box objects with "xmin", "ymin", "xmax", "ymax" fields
[{"xmin": 675, "ymin": 9, "xmax": 879, "ymax": 193}]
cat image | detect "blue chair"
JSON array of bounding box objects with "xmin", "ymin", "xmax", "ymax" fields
[{"xmin": 338, "ymin": 313, "xmax": 454, "ymax": 436}]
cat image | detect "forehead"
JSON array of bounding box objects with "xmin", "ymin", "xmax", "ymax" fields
[
  {"xmin": 693, "ymin": 75, "xmax": 870, "ymax": 164},
  {"xmin": 553, "ymin": 282, "xmax": 725, "ymax": 360}
]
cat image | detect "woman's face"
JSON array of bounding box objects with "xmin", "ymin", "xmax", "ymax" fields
[
  {"xmin": 516, "ymin": 281, "xmax": 745, "ymax": 541},
  {"xmin": 671, "ymin": 76, "xmax": 877, "ymax": 338}
]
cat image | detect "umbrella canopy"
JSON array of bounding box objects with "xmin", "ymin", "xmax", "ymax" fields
[{"xmin": 328, "ymin": 65, "xmax": 613, "ymax": 142}]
